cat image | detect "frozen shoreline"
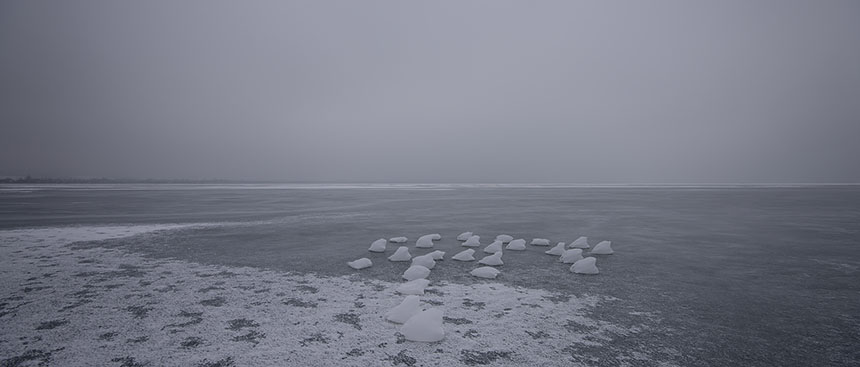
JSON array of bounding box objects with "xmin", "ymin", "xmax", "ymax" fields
[{"xmin": 0, "ymin": 225, "xmax": 663, "ymax": 366}]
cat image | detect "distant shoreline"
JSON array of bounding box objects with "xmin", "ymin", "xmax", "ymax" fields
[{"xmin": 0, "ymin": 179, "xmax": 858, "ymax": 189}]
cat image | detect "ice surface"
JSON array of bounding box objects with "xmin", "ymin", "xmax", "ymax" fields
[
  {"xmin": 560, "ymin": 249, "xmax": 584, "ymax": 264},
  {"xmin": 389, "ymin": 237, "xmax": 408, "ymax": 243},
  {"xmin": 416, "ymin": 235, "xmax": 435, "ymax": 248},
  {"xmin": 400, "ymin": 308, "xmax": 445, "ymax": 342},
  {"xmin": 571, "ymin": 257, "xmax": 599, "ymax": 274},
  {"xmin": 505, "ymin": 239, "xmax": 526, "ymax": 251},
  {"xmin": 591, "ymin": 241, "xmax": 614, "ymax": 254},
  {"xmin": 456, "ymin": 232, "xmax": 473, "ymax": 241},
  {"xmin": 478, "ymin": 252, "xmax": 504, "ymax": 266},
  {"xmin": 462, "ymin": 235, "xmax": 482, "ymax": 247},
  {"xmin": 368, "ymin": 239, "xmax": 387, "ymax": 252},
  {"xmin": 388, "ymin": 246, "xmax": 412, "ymax": 261},
  {"xmin": 471, "ymin": 266, "xmax": 501, "ymax": 279},
  {"xmin": 545, "ymin": 242, "xmax": 566, "ymax": 256},
  {"xmin": 386, "ymin": 295, "xmax": 421, "ymax": 324},
  {"xmin": 495, "ymin": 234, "xmax": 514, "ymax": 243},
  {"xmin": 452, "ymin": 249, "xmax": 476, "ymax": 261},
  {"xmin": 483, "ymin": 240, "xmax": 503, "ymax": 253},
  {"xmin": 0, "ymin": 225, "xmax": 648, "ymax": 366},
  {"xmin": 396, "ymin": 278, "xmax": 431, "ymax": 295},
  {"xmin": 411, "ymin": 254, "xmax": 436, "ymax": 269},
  {"xmin": 428, "ymin": 250, "xmax": 445, "ymax": 261},
  {"xmin": 402, "ymin": 265, "xmax": 431, "ymax": 281},
  {"xmin": 530, "ymin": 238, "xmax": 550, "ymax": 246},
  {"xmin": 569, "ymin": 236, "xmax": 590, "ymax": 249},
  {"xmin": 347, "ymin": 258, "xmax": 373, "ymax": 270}
]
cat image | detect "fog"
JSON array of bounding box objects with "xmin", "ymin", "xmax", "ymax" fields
[{"xmin": 1, "ymin": 1, "xmax": 859, "ymax": 183}]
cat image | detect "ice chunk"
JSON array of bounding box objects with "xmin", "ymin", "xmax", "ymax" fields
[
  {"xmin": 590, "ymin": 240, "xmax": 614, "ymax": 254},
  {"xmin": 478, "ymin": 251, "xmax": 503, "ymax": 266},
  {"xmin": 429, "ymin": 233, "xmax": 442, "ymax": 240},
  {"xmin": 416, "ymin": 235, "xmax": 435, "ymax": 248},
  {"xmin": 397, "ymin": 279, "xmax": 431, "ymax": 295},
  {"xmin": 570, "ymin": 257, "xmax": 599, "ymax": 274},
  {"xmin": 569, "ymin": 236, "xmax": 590, "ymax": 249},
  {"xmin": 403, "ymin": 265, "xmax": 431, "ymax": 281},
  {"xmin": 386, "ymin": 295, "xmax": 421, "ymax": 324},
  {"xmin": 483, "ymin": 240, "xmax": 503, "ymax": 253},
  {"xmin": 559, "ymin": 249, "xmax": 583, "ymax": 264},
  {"xmin": 411, "ymin": 254, "xmax": 436, "ymax": 269},
  {"xmin": 462, "ymin": 235, "xmax": 481, "ymax": 247},
  {"xmin": 470, "ymin": 266, "xmax": 501, "ymax": 279},
  {"xmin": 530, "ymin": 238, "xmax": 550, "ymax": 246},
  {"xmin": 495, "ymin": 234, "xmax": 514, "ymax": 243},
  {"xmin": 347, "ymin": 258, "xmax": 372, "ymax": 270},
  {"xmin": 545, "ymin": 242, "xmax": 566, "ymax": 256},
  {"xmin": 401, "ymin": 308, "xmax": 444, "ymax": 342},
  {"xmin": 388, "ymin": 246, "xmax": 412, "ymax": 261},
  {"xmin": 428, "ymin": 250, "xmax": 445, "ymax": 261},
  {"xmin": 368, "ymin": 238, "xmax": 387, "ymax": 252},
  {"xmin": 457, "ymin": 232, "xmax": 473, "ymax": 241},
  {"xmin": 389, "ymin": 237, "xmax": 408, "ymax": 243},
  {"xmin": 415, "ymin": 234, "xmax": 433, "ymax": 248},
  {"xmin": 452, "ymin": 249, "xmax": 476, "ymax": 261},
  {"xmin": 505, "ymin": 239, "xmax": 526, "ymax": 251}
]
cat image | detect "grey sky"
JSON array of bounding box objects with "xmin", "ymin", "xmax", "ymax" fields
[{"xmin": 1, "ymin": 1, "xmax": 859, "ymax": 183}]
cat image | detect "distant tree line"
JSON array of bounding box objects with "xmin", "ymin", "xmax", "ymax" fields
[{"xmin": 0, "ymin": 175, "xmax": 235, "ymax": 184}]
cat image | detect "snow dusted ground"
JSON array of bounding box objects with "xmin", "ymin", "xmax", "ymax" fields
[{"xmin": 0, "ymin": 226, "xmax": 667, "ymax": 367}]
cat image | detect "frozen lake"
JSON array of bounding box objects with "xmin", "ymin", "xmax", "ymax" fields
[{"xmin": 1, "ymin": 184, "xmax": 859, "ymax": 366}]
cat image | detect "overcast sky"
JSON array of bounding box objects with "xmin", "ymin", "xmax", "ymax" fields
[{"xmin": 1, "ymin": 1, "xmax": 859, "ymax": 183}]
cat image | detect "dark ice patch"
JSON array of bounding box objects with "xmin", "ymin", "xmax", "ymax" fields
[
  {"xmin": 181, "ymin": 336, "xmax": 204, "ymax": 349},
  {"xmin": 76, "ymin": 264, "xmax": 147, "ymax": 279},
  {"xmin": 525, "ymin": 330, "xmax": 550, "ymax": 339},
  {"xmin": 194, "ymin": 271, "xmax": 238, "ymax": 278},
  {"xmin": 459, "ymin": 350, "xmax": 514, "ymax": 365},
  {"xmin": 295, "ymin": 285, "xmax": 319, "ymax": 294},
  {"xmin": 126, "ymin": 336, "xmax": 148, "ymax": 343},
  {"xmin": 334, "ymin": 312, "xmax": 361, "ymax": 330},
  {"xmin": 231, "ymin": 330, "xmax": 265, "ymax": 345},
  {"xmin": 21, "ymin": 286, "xmax": 50, "ymax": 293},
  {"xmin": 163, "ymin": 311, "xmax": 204, "ymax": 330},
  {"xmin": 462, "ymin": 298, "xmax": 485, "ymax": 311},
  {"xmin": 563, "ymin": 319, "xmax": 599, "ymax": 334},
  {"xmin": 200, "ymin": 297, "xmax": 226, "ymax": 307},
  {"xmin": 154, "ymin": 285, "xmax": 178, "ymax": 293},
  {"xmin": 197, "ymin": 286, "xmax": 224, "ymax": 293},
  {"xmin": 226, "ymin": 318, "xmax": 259, "ymax": 331},
  {"xmin": 424, "ymin": 288, "xmax": 444, "ymax": 296},
  {"xmin": 99, "ymin": 332, "xmax": 118, "ymax": 341},
  {"xmin": 196, "ymin": 357, "xmax": 235, "ymax": 367},
  {"xmin": 0, "ymin": 349, "xmax": 52, "ymax": 366},
  {"xmin": 384, "ymin": 350, "xmax": 416, "ymax": 366},
  {"xmin": 110, "ymin": 356, "xmax": 148, "ymax": 367},
  {"xmin": 561, "ymin": 344, "xmax": 606, "ymax": 366},
  {"xmin": 35, "ymin": 319, "xmax": 68, "ymax": 330},
  {"xmin": 300, "ymin": 333, "xmax": 329, "ymax": 347},
  {"xmin": 542, "ymin": 294, "xmax": 570, "ymax": 304},
  {"xmin": 126, "ymin": 305, "xmax": 153, "ymax": 319},
  {"xmin": 443, "ymin": 316, "xmax": 473, "ymax": 325},
  {"xmin": 283, "ymin": 298, "xmax": 317, "ymax": 308}
]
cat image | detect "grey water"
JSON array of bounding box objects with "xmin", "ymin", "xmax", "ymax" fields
[{"xmin": 1, "ymin": 184, "xmax": 859, "ymax": 366}]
